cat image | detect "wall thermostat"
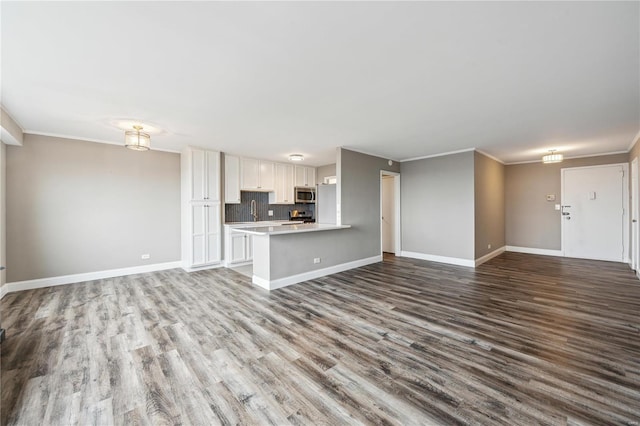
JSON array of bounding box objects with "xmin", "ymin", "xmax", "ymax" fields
[{"xmin": 546, "ymin": 194, "xmax": 556, "ymax": 201}]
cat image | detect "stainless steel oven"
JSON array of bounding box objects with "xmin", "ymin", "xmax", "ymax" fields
[{"xmin": 294, "ymin": 186, "xmax": 316, "ymax": 203}]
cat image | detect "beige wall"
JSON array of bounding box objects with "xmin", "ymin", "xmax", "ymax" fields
[
  {"xmin": 316, "ymin": 163, "xmax": 336, "ymax": 184},
  {"xmin": 401, "ymin": 151, "xmax": 475, "ymax": 260},
  {"xmin": 474, "ymin": 152, "xmax": 505, "ymax": 258},
  {"xmin": 6, "ymin": 134, "xmax": 181, "ymax": 282},
  {"xmin": 505, "ymin": 153, "xmax": 629, "ymax": 250}
]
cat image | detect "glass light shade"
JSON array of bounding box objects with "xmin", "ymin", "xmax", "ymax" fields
[
  {"xmin": 542, "ymin": 153, "xmax": 563, "ymax": 163},
  {"xmin": 289, "ymin": 154, "xmax": 304, "ymax": 161},
  {"xmin": 125, "ymin": 129, "xmax": 151, "ymax": 151}
]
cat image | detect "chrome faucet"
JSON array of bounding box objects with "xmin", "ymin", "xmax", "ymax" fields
[{"xmin": 251, "ymin": 199, "xmax": 258, "ymax": 222}]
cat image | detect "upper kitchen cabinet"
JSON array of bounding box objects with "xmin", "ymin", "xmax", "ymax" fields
[
  {"xmin": 294, "ymin": 165, "xmax": 316, "ymax": 187},
  {"xmin": 241, "ymin": 158, "xmax": 275, "ymax": 191},
  {"xmin": 269, "ymin": 163, "xmax": 294, "ymax": 204},
  {"xmin": 224, "ymin": 154, "xmax": 241, "ymax": 204},
  {"xmin": 184, "ymin": 147, "xmax": 220, "ymax": 201}
]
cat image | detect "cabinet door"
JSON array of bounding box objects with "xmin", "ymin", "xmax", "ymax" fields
[
  {"xmin": 191, "ymin": 149, "xmax": 207, "ymax": 201},
  {"xmin": 205, "ymin": 203, "xmax": 220, "ymax": 263},
  {"xmin": 246, "ymin": 235, "xmax": 253, "ymax": 261},
  {"xmin": 283, "ymin": 164, "xmax": 294, "ymax": 203},
  {"xmin": 191, "ymin": 204, "xmax": 207, "ymax": 266},
  {"xmin": 307, "ymin": 167, "xmax": 316, "ymax": 187},
  {"xmin": 205, "ymin": 151, "xmax": 220, "ymax": 201},
  {"xmin": 225, "ymin": 155, "xmax": 241, "ymax": 203},
  {"xmin": 294, "ymin": 165, "xmax": 306, "ymax": 187},
  {"xmin": 259, "ymin": 161, "xmax": 275, "ymax": 191},
  {"xmin": 241, "ymin": 158, "xmax": 260, "ymax": 190},
  {"xmin": 230, "ymin": 233, "xmax": 246, "ymax": 263}
]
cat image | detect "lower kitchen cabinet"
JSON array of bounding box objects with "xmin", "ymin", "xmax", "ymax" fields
[{"xmin": 225, "ymin": 226, "xmax": 253, "ymax": 266}]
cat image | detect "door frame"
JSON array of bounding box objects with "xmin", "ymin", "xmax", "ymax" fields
[
  {"xmin": 632, "ymin": 158, "xmax": 639, "ymax": 270},
  {"xmin": 560, "ymin": 163, "xmax": 629, "ymax": 262},
  {"xmin": 380, "ymin": 171, "xmax": 401, "ymax": 256}
]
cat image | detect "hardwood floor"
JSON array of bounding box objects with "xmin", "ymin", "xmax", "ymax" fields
[{"xmin": 1, "ymin": 252, "xmax": 640, "ymax": 425}]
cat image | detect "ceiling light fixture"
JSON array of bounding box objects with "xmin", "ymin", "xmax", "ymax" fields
[
  {"xmin": 124, "ymin": 125, "xmax": 151, "ymax": 151},
  {"xmin": 289, "ymin": 154, "xmax": 304, "ymax": 162},
  {"xmin": 542, "ymin": 149, "xmax": 563, "ymax": 164}
]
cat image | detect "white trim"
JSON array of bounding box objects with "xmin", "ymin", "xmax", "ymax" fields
[
  {"xmin": 627, "ymin": 129, "xmax": 640, "ymax": 152},
  {"xmin": 1, "ymin": 261, "xmax": 182, "ymax": 297},
  {"xmin": 0, "ymin": 285, "xmax": 7, "ymax": 300},
  {"xmin": 475, "ymin": 246, "xmax": 506, "ymax": 266},
  {"xmin": 475, "ymin": 150, "xmax": 505, "ymax": 165},
  {"xmin": 401, "ymin": 148, "xmax": 475, "ymax": 163},
  {"xmin": 23, "ymin": 131, "xmax": 181, "ymax": 154},
  {"xmin": 505, "ymin": 246, "xmax": 563, "ymax": 257},
  {"xmin": 399, "ymin": 251, "xmax": 475, "ymax": 268},
  {"xmin": 252, "ymin": 255, "xmax": 382, "ymax": 291},
  {"xmin": 506, "ymin": 151, "xmax": 629, "ymax": 166},
  {"xmin": 1, "ymin": 127, "xmax": 21, "ymax": 146},
  {"xmin": 182, "ymin": 263, "xmax": 224, "ymax": 273}
]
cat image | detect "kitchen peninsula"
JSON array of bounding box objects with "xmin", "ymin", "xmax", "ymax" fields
[{"xmin": 234, "ymin": 223, "xmax": 351, "ymax": 290}]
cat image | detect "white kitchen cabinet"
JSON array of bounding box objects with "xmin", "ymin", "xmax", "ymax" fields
[
  {"xmin": 190, "ymin": 203, "xmax": 221, "ymax": 266},
  {"xmin": 224, "ymin": 226, "xmax": 253, "ymax": 266},
  {"xmin": 241, "ymin": 158, "xmax": 275, "ymax": 191},
  {"xmin": 269, "ymin": 163, "xmax": 294, "ymax": 204},
  {"xmin": 182, "ymin": 147, "xmax": 222, "ymax": 270},
  {"xmin": 188, "ymin": 148, "xmax": 220, "ymax": 201},
  {"xmin": 224, "ymin": 154, "xmax": 241, "ymax": 204},
  {"xmin": 294, "ymin": 165, "xmax": 316, "ymax": 187}
]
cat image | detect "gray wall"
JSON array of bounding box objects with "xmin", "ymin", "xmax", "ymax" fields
[
  {"xmin": 505, "ymin": 153, "xmax": 628, "ymax": 250},
  {"xmin": 474, "ymin": 152, "xmax": 505, "ymax": 258},
  {"xmin": 316, "ymin": 163, "xmax": 336, "ymax": 184},
  {"xmin": 7, "ymin": 134, "xmax": 181, "ymax": 282},
  {"xmin": 266, "ymin": 148, "xmax": 399, "ymax": 279},
  {"xmin": 401, "ymin": 151, "xmax": 475, "ymax": 260}
]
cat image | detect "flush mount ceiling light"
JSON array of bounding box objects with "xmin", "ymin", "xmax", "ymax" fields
[
  {"xmin": 542, "ymin": 149, "xmax": 563, "ymax": 164},
  {"xmin": 289, "ymin": 154, "xmax": 304, "ymax": 162},
  {"xmin": 124, "ymin": 125, "xmax": 151, "ymax": 151}
]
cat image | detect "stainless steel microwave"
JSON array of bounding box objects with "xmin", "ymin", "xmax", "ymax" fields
[{"xmin": 294, "ymin": 186, "xmax": 316, "ymax": 203}]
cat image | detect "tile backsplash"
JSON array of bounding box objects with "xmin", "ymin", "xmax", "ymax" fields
[{"xmin": 224, "ymin": 191, "xmax": 315, "ymax": 223}]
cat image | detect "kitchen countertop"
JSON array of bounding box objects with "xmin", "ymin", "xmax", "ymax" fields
[
  {"xmin": 224, "ymin": 220, "xmax": 300, "ymax": 226},
  {"xmin": 233, "ymin": 223, "xmax": 351, "ymax": 236}
]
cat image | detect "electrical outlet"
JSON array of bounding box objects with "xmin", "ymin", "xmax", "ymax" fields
[
  {"xmin": 141, "ymin": 254, "xmax": 150, "ymax": 260},
  {"xmin": 313, "ymin": 257, "xmax": 321, "ymax": 264},
  {"xmin": 487, "ymin": 244, "xmax": 491, "ymax": 249},
  {"xmin": 268, "ymin": 210, "xmax": 273, "ymax": 216}
]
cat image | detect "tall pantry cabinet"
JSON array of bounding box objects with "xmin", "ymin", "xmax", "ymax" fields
[{"xmin": 181, "ymin": 147, "xmax": 222, "ymax": 270}]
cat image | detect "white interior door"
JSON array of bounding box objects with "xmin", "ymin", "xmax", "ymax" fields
[
  {"xmin": 632, "ymin": 158, "xmax": 638, "ymax": 270},
  {"xmin": 381, "ymin": 176, "xmax": 395, "ymax": 253},
  {"xmin": 562, "ymin": 164, "xmax": 627, "ymax": 262}
]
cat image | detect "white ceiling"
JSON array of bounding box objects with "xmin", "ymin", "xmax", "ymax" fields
[{"xmin": 2, "ymin": 1, "xmax": 639, "ymax": 166}]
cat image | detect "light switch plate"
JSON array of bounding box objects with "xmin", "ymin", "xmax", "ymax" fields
[{"xmin": 555, "ymin": 204, "xmax": 561, "ymax": 210}]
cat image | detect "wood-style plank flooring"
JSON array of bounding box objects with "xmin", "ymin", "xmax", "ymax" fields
[{"xmin": 2, "ymin": 252, "xmax": 640, "ymax": 425}]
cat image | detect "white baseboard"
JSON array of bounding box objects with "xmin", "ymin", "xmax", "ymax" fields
[
  {"xmin": 505, "ymin": 246, "xmax": 563, "ymax": 257},
  {"xmin": 0, "ymin": 284, "xmax": 7, "ymax": 300},
  {"xmin": 475, "ymin": 246, "xmax": 506, "ymax": 266},
  {"xmin": 182, "ymin": 262, "xmax": 224, "ymax": 273},
  {"xmin": 252, "ymin": 255, "xmax": 382, "ymax": 291},
  {"xmin": 1, "ymin": 261, "xmax": 182, "ymax": 298},
  {"xmin": 399, "ymin": 251, "xmax": 475, "ymax": 268}
]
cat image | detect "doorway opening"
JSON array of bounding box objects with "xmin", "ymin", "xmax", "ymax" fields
[
  {"xmin": 380, "ymin": 171, "xmax": 401, "ymax": 259},
  {"xmin": 632, "ymin": 158, "xmax": 638, "ymax": 271}
]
